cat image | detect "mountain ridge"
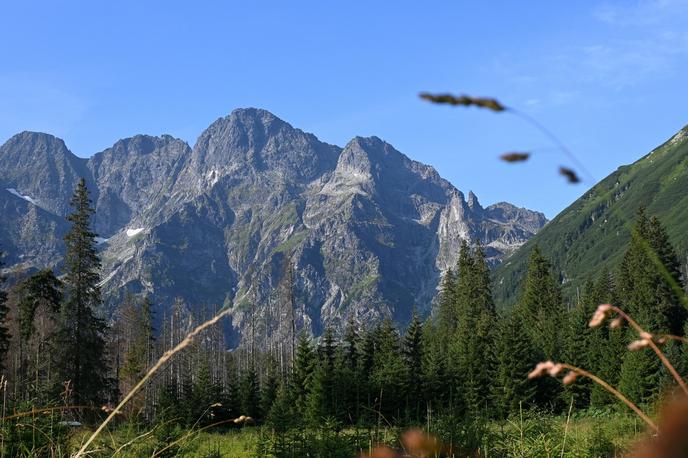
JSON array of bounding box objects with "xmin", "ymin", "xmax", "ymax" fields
[
  {"xmin": 0, "ymin": 108, "xmax": 547, "ymax": 345},
  {"xmin": 493, "ymin": 123, "xmax": 688, "ymax": 308}
]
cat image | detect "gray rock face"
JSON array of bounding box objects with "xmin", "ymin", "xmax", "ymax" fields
[
  {"xmin": 0, "ymin": 132, "xmax": 90, "ymax": 216},
  {"xmin": 87, "ymin": 134, "xmax": 192, "ymax": 236},
  {"xmin": 0, "ymin": 108, "xmax": 547, "ymax": 344}
]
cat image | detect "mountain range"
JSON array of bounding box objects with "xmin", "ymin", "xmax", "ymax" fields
[{"xmin": 0, "ymin": 108, "xmax": 546, "ymax": 345}]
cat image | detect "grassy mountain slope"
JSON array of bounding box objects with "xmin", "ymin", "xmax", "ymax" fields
[{"xmin": 493, "ymin": 125, "xmax": 688, "ymax": 307}]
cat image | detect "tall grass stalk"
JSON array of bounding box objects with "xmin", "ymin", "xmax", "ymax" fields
[
  {"xmin": 74, "ymin": 307, "xmax": 232, "ymax": 458},
  {"xmin": 560, "ymin": 397, "xmax": 574, "ymax": 458}
]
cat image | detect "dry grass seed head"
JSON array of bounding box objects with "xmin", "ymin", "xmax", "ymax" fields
[
  {"xmin": 500, "ymin": 152, "xmax": 530, "ymax": 163},
  {"xmin": 589, "ymin": 304, "xmax": 613, "ymax": 327}
]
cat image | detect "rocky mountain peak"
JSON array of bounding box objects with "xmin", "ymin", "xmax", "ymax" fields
[
  {"xmin": 185, "ymin": 108, "xmax": 340, "ymax": 188},
  {"xmin": 0, "ymin": 131, "xmax": 89, "ymax": 217},
  {"xmin": 467, "ymin": 191, "xmax": 482, "ymax": 212}
]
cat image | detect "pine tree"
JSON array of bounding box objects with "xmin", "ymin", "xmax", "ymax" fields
[
  {"xmin": 54, "ymin": 179, "xmax": 109, "ymax": 405},
  {"xmin": 140, "ymin": 295, "xmax": 155, "ymax": 420},
  {"xmin": 517, "ymin": 245, "xmax": 564, "ymax": 360},
  {"xmin": 421, "ymin": 322, "xmax": 451, "ymax": 412},
  {"xmin": 357, "ymin": 327, "xmax": 376, "ymax": 417},
  {"xmin": 343, "ymin": 315, "xmax": 360, "ymax": 371},
  {"xmin": 471, "ymin": 242, "xmax": 496, "ymax": 315},
  {"xmin": 514, "ymin": 245, "xmax": 564, "ymax": 408},
  {"xmin": 453, "ymin": 242, "xmax": 496, "ymax": 416},
  {"xmin": 341, "ymin": 316, "xmax": 361, "ymax": 423},
  {"xmin": 140, "ymin": 295, "xmax": 155, "ymax": 366},
  {"xmin": 239, "ymin": 365, "xmax": 260, "ymax": 419},
  {"xmin": 437, "ymin": 267, "xmax": 457, "ymax": 339},
  {"xmin": 291, "ymin": 332, "xmax": 315, "ymax": 414},
  {"xmin": 316, "ymin": 326, "xmax": 337, "ymax": 417},
  {"xmin": 191, "ymin": 359, "xmax": 218, "ymax": 425},
  {"xmin": 491, "ymin": 312, "xmax": 538, "ymax": 418},
  {"xmin": 561, "ymin": 282, "xmax": 596, "ymax": 407},
  {"xmin": 403, "ymin": 311, "xmax": 423, "ymax": 421},
  {"xmin": 16, "ymin": 269, "xmax": 62, "ymax": 400},
  {"xmin": 259, "ymin": 370, "xmax": 279, "ymax": 422},
  {"xmin": 0, "ymin": 251, "xmax": 10, "ymax": 371},
  {"xmin": 616, "ymin": 210, "xmax": 684, "ymax": 404},
  {"xmin": 445, "ymin": 242, "xmax": 473, "ymax": 413},
  {"xmin": 370, "ymin": 318, "xmax": 406, "ymax": 422},
  {"xmin": 17, "ymin": 270, "xmax": 62, "ymax": 343},
  {"xmin": 305, "ymin": 363, "xmax": 329, "ymax": 425},
  {"xmin": 647, "ymin": 215, "xmax": 686, "ymax": 334},
  {"xmin": 586, "ymin": 270, "xmax": 625, "ymax": 407},
  {"xmin": 156, "ymin": 382, "xmax": 181, "ymax": 422},
  {"xmin": 118, "ymin": 293, "xmax": 142, "ymax": 396},
  {"xmin": 332, "ymin": 345, "xmax": 357, "ymax": 424},
  {"xmin": 267, "ymin": 383, "xmax": 296, "ymax": 432},
  {"xmin": 223, "ymin": 358, "xmax": 242, "ymax": 418}
]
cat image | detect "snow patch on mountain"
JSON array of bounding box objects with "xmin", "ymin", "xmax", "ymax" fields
[
  {"xmin": 126, "ymin": 228, "xmax": 144, "ymax": 237},
  {"xmin": 206, "ymin": 169, "xmax": 221, "ymax": 187}
]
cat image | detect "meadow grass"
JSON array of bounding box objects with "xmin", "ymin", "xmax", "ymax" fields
[{"xmin": 60, "ymin": 411, "xmax": 641, "ymax": 457}]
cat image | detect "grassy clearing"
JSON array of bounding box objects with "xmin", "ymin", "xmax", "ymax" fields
[
  {"xmin": 60, "ymin": 411, "xmax": 642, "ymax": 457},
  {"xmin": 69, "ymin": 426, "xmax": 259, "ymax": 457}
]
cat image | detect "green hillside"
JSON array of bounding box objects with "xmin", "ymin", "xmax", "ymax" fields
[{"xmin": 494, "ymin": 125, "xmax": 688, "ymax": 307}]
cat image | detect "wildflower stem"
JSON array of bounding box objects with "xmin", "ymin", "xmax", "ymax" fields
[
  {"xmin": 658, "ymin": 334, "xmax": 688, "ymax": 345},
  {"xmin": 561, "ymin": 364, "xmax": 657, "ymax": 432},
  {"xmin": 508, "ymin": 107, "xmax": 595, "ymax": 183},
  {"xmin": 611, "ymin": 306, "xmax": 688, "ymax": 396}
]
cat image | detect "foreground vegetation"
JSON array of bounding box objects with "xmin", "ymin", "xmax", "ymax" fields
[
  {"xmin": 2, "ymin": 409, "xmax": 642, "ymax": 457},
  {"xmin": 0, "ymin": 157, "xmax": 687, "ymax": 455}
]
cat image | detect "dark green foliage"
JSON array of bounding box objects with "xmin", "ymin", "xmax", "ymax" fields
[
  {"xmin": 260, "ymin": 369, "xmax": 279, "ymax": 422},
  {"xmin": 587, "ymin": 270, "xmax": 625, "ymax": 407},
  {"xmin": 513, "ymin": 245, "xmax": 565, "ymax": 408},
  {"xmin": 15, "ymin": 269, "xmax": 63, "ymax": 401},
  {"xmin": 0, "ymin": 406, "xmax": 69, "ymax": 457},
  {"xmin": 338, "ymin": 316, "xmax": 361, "ymax": 423},
  {"xmin": 305, "ymin": 363, "xmax": 329, "ymax": 425},
  {"xmin": 421, "ymin": 322, "xmax": 451, "ymax": 411},
  {"xmin": 140, "ymin": 295, "xmax": 156, "ymax": 360},
  {"xmin": 267, "ymin": 383, "xmax": 297, "ymax": 432},
  {"xmin": 17, "ymin": 269, "xmax": 62, "ymax": 342},
  {"xmin": 616, "ymin": 210, "xmax": 686, "ymax": 404},
  {"xmin": 191, "ymin": 359, "xmax": 221, "ymax": 425},
  {"xmin": 291, "ymin": 332, "xmax": 315, "ymax": 414},
  {"xmin": 403, "ymin": 311, "xmax": 423, "ymax": 420},
  {"xmin": 54, "ymin": 179, "xmax": 109, "ymax": 405},
  {"xmin": 0, "ymin": 251, "xmax": 10, "ymax": 370},
  {"xmin": 453, "ymin": 241, "xmax": 497, "ymax": 415},
  {"xmin": 437, "ymin": 267, "xmax": 457, "ymax": 339},
  {"xmin": 239, "ymin": 365, "xmax": 261, "ymax": 419},
  {"xmin": 369, "ymin": 318, "xmax": 406, "ymax": 422},
  {"xmin": 119, "ymin": 294, "xmax": 151, "ymax": 395},
  {"xmin": 561, "ymin": 283, "xmax": 596, "ymax": 407},
  {"xmin": 516, "ymin": 246, "xmax": 565, "ymax": 360},
  {"xmin": 491, "ymin": 312, "xmax": 537, "ymax": 417}
]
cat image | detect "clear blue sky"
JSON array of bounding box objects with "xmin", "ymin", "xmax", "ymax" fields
[{"xmin": 2, "ymin": 1, "xmax": 687, "ymax": 218}]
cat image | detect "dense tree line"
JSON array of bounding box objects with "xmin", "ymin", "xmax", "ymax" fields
[{"xmin": 0, "ymin": 177, "xmax": 685, "ymax": 444}]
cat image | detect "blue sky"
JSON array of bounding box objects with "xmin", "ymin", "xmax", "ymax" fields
[{"xmin": 1, "ymin": 1, "xmax": 687, "ymax": 218}]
